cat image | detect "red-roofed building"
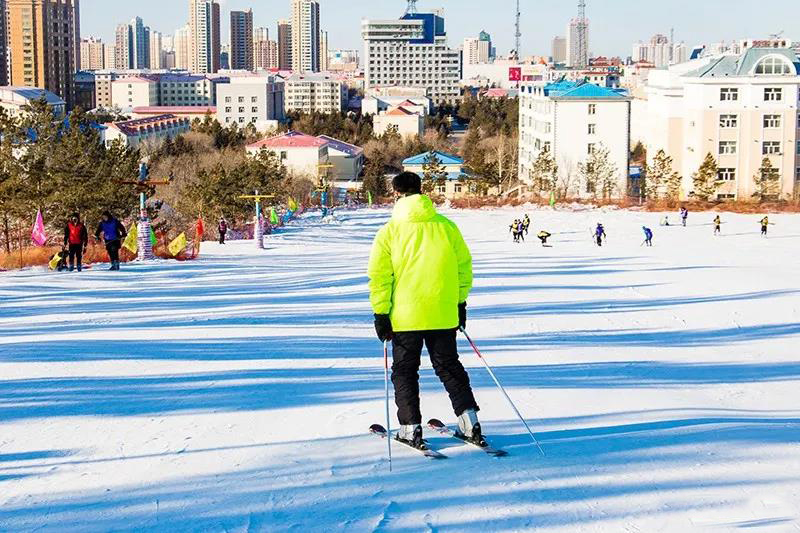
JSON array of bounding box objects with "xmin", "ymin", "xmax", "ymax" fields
[
  {"xmin": 103, "ymin": 114, "xmax": 191, "ymax": 149},
  {"xmin": 373, "ymin": 104, "xmax": 424, "ymax": 139}
]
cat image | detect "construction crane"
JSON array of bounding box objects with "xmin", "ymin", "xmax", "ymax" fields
[{"xmin": 577, "ymin": 0, "xmax": 588, "ymax": 68}]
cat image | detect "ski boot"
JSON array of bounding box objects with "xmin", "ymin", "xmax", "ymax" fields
[
  {"xmin": 457, "ymin": 409, "xmax": 488, "ymax": 447},
  {"xmin": 395, "ymin": 424, "xmax": 428, "ymax": 450}
]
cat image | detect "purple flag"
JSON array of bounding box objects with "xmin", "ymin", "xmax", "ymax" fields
[{"xmin": 31, "ymin": 209, "xmax": 47, "ymax": 246}]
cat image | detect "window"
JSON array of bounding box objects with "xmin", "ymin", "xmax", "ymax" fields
[
  {"xmin": 588, "ymin": 143, "xmax": 596, "ymax": 155},
  {"xmin": 251, "ymin": 96, "xmax": 258, "ymax": 103},
  {"xmin": 762, "ymin": 141, "xmax": 781, "ymax": 155},
  {"xmin": 796, "ymin": 167, "xmax": 800, "ymax": 182},
  {"xmin": 719, "ymin": 114, "xmax": 738, "ymax": 128},
  {"xmin": 717, "ymin": 193, "xmax": 736, "ymax": 200},
  {"xmin": 238, "ymin": 96, "xmax": 245, "ymax": 103},
  {"xmin": 764, "ymin": 88, "xmax": 782, "ymax": 101},
  {"xmin": 454, "ymin": 183, "xmax": 462, "ymax": 193},
  {"xmin": 719, "ymin": 141, "xmax": 737, "ymax": 155},
  {"xmin": 755, "ymin": 57, "xmax": 792, "ymax": 75},
  {"xmin": 763, "ymin": 114, "xmax": 781, "ymax": 128},
  {"xmin": 797, "ymin": 140, "xmax": 800, "ymax": 155},
  {"xmin": 280, "ymin": 151, "xmax": 287, "ymax": 160},
  {"xmin": 225, "ymin": 106, "xmax": 231, "ymax": 112},
  {"xmin": 588, "ymin": 123, "xmax": 596, "ymax": 135},
  {"xmin": 718, "ymin": 168, "xmax": 736, "ymax": 181},
  {"xmin": 251, "ymin": 106, "xmax": 258, "ymax": 113},
  {"xmin": 437, "ymin": 185, "xmax": 447, "ymax": 194},
  {"xmin": 588, "ymin": 104, "xmax": 596, "ymax": 115},
  {"xmin": 225, "ymin": 96, "xmax": 231, "ymax": 103},
  {"xmin": 720, "ymin": 88, "xmax": 738, "ymax": 101},
  {"xmin": 239, "ymin": 107, "xmax": 245, "ymax": 113}
]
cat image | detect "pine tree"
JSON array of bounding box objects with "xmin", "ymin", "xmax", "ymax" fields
[
  {"xmin": 578, "ymin": 145, "xmax": 618, "ymax": 199},
  {"xmin": 752, "ymin": 157, "xmax": 781, "ymax": 202},
  {"xmin": 643, "ymin": 149, "xmax": 679, "ymax": 200},
  {"xmin": 528, "ymin": 146, "xmax": 558, "ymax": 197},
  {"xmin": 422, "ymin": 152, "xmax": 448, "ymax": 195},
  {"xmin": 691, "ymin": 152, "xmax": 720, "ymax": 201}
]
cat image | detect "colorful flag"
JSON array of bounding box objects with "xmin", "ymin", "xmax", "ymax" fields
[
  {"xmin": 31, "ymin": 209, "xmax": 47, "ymax": 246},
  {"xmin": 549, "ymin": 190, "xmax": 556, "ymax": 208},
  {"xmin": 122, "ymin": 224, "xmax": 138, "ymax": 254},
  {"xmin": 288, "ymin": 197, "xmax": 298, "ymax": 212},
  {"xmin": 150, "ymin": 228, "xmax": 157, "ymax": 247},
  {"xmin": 168, "ymin": 232, "xmax": 187, "ymax": 257},
  {"xmin": 270, "ymin": 207, "xmax": 279, "ymax": 225},
  {"xmin": 367, "ymin": 191, "xmax": 373, "ymax": 206}
]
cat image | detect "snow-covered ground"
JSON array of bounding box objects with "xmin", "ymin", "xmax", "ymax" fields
[{"xmin": 1, "ymin": 207, "xmax": 799, "ymax": 532}]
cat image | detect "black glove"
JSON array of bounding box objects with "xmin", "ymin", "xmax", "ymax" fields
[
  {"xmin": 374, "ymin": 314, "xmax": 393, "ymax": 342},
  {"xmin": 458, "ymin": 302, "xmax": 467, "ymax": 330}
]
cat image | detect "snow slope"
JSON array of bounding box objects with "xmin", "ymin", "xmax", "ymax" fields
[{"xmin": 1, "ymin": 207, "xmax": 799, "ymax": 532}]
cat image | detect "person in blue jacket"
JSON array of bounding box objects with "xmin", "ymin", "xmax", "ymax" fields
[
  {"xmin": 595, "ymin": 223, "xmax": 606, "ymax": 246},
  {"xmin": 642, "ymin": 226, "xmax": 653, "ymax": 247},
  {"xmin": 95, "ymin": 211, "xmax": 127, "ymax": 270}
]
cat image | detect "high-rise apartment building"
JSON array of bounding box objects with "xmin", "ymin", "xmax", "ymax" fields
[
  {"xmin": 130, "ymin": 17, "xmax": 150, "ymax": 69},
  {"xmin": 80, "ymin": 37, "xmax": 105, "ymax": 70},
  {"xmin": 103, "ymin": 44, "xmax": 116, "ymax": 71},
  {"xmin": 7, "ymin": 0, "xmax": 80, "ymax": 108},
  {"xmin": 230, "ymin": 9, "xmax": 253, "ymax": 70},
  {"xmin": 150, "ymin": 31, "xmax": 163, "ymax": 69},
  {"xmin": 254, "ymin": 28, "xmax": 278, "ymax": 69},
  {"xmin": 290, "ymin": 0, "xmax": 320, "ymax": 72},
  {"xmin": 551, "ymin": 36, "xmax": 567, "ymax": 64},
  {"xmin": 463, "ymin": 37, "xmax": 490, "ymax": 65},
  {"xmin": 0, "ymin": 0, "xmax": 8, "ymax": 86},
  {"xmin": 362, "ymin": 10, "xmax": 461, "ymax": 106},
  {"xmin": 566, "ymin": 17, "xmax": 589, "ymax": 68},
  {"xmin": 320, "ymin": 30, "xmax": 329, "ymax": 71},
  {"xmin": 189, "ymin": 0, "xmax": 221, "ymax": 74},
  {"xmin": 175, "ymin": 25, "xmax": 190, "ymax": 70},
  {"xmin": 114, "ymin": 24, "xmax": 131, "ymax": 69},
  {"xmin": 277, "ymin": 19, "xmax": 292, "ymax": 70}
]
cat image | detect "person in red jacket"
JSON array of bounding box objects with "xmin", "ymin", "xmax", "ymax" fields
[{"xmin": 63, "ymin": 213, "xmax": 89, "ymax": 272}]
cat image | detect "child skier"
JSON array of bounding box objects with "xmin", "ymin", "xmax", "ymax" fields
[
  {"xmin": 595, "ymin": 223, "xmax": 606, "ymax": 246},
  {"xmin": 713, "ymin": 215, "xmax": 722, "ymax": 235},
  {"xmin": 642, "ymin": 226, "xmax": 653, "ymax": 246},
  {"xmin": 661, "ymin": 216, "xmax": 670, "ymax": 227},
  {"xmin": 537, "ymin": 230, "xmax": 552, "ymax": 246},
  {"xmin": 680, "ymin": 207, "xmax": 688, "ymax": 227},
  {"xmin": 48, "ymin": 247, "xmax": 69, "ymax": 271},
  {"xmin": 522, "ymin": 214, "xmax": 531, "ymax": 235},
  {"xmin": 760, "ymin": 216, "xmax": 770, "ymax": 236},
  {"xmin": 218, "ymin": 217, "xmax": 228, "ymax": 244}
]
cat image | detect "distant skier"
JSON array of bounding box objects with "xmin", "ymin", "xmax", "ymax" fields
[
  {"xmin": 595, "ymin": 223, "xmax": 606, "ymax": 246},
  {"xmin": 537, "ymin": 230, "xmax": 552, "ymax": 246},
  {"xmin": 760, "ymin": 216, "xmax": 770, "ymax": 236},
  {"xmin": 713, "ymin": 215, "xmax": 722, "ymax": 235},
  {"xmin": 642, "ymin": 226, "xmax": 653, "ymax": 247},
  {"xmin": 368, "ymin": 172, "xmax": 483, "ymax": 450},
  {"xmin": 509, "ymin": 219, "xmax": 522, "ymax": 243},
  {"xmin": 63, "ymin": 213, "xmax": 88, "ymax": 272},
  {"xmin": 522, "ymin": 214, "xmax": 531, "ymax": 235},
  {"xmin": 661, "ymin": 216, "xmax": 670, "ymax": 227},
  {"xmin": 218, "ymin": 217, "xmax": 227, "ymax": 244},
  {"xmin": 94, "ymin": 211, "xmax": 127, "ymax": 271},
  {"xmin": 680, "ymin": 207, "xmax": 688, "ymax": 227}
]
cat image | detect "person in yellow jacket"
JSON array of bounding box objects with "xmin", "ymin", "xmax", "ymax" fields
[{"xmin": 368, "ymin": 172, "xmax": 482, "ymax": 450}]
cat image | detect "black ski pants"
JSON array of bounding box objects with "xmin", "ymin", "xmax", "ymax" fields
[
  {"xmin": 105, "ymin": 239, "xmax": 121, "ymax": 262},
  {"xmin": 68, "ymin": 244, "xmax": 83, "ymax": 269},
  {"xmin": 391, "ymin": 329, "xmax": 479, "ymax": 425}
]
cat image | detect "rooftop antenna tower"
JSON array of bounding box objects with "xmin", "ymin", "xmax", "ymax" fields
[
  {"xmin": 577, "ymin": 0, "xmax": 588, "ymax": 68},
  {"xmin": 514, "ymin": 0, "xmax": 521, "ymax": 60},
  {"xmin": 405, "ymin": 0, "xmax": 418, "ymax": 15}
]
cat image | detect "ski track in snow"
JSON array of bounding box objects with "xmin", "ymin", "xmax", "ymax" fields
[{"xmin": 1, "ymin": 207, "xmax": 800, "ymax": 532}]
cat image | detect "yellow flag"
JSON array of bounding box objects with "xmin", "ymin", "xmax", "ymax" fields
[
  {"xmin": 288, "ymin": 197, "xmax": 298, "ymax": 212},
  {"xmin": 122, "ymin": 224, "xmax": 138, "ymax": 254},
  {"xmin": 168, "ymin": 232, "xmax": 187, "ymax": 256}
]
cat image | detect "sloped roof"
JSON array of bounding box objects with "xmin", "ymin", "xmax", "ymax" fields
[
  {"xmin": 318, "ymin": 135, "xmax": 363, "ymax": 156},
  {"xmin": 682, "ymin": 47, "xmax": 800, "ymax": 78},
  {"xmin": 548, "ymin": 81, "xmax": 629, "ymax": 100},
  {"xmin": 133, "ymin": 106, "xmax": 216, "ymax": 114},
  {"xmin": 247, "ymin": 130, "xmax": 328, "ymax": 150},
  {"xmin": 386, "ymin": 106, "xmax": 417, "ymax": 116},
  {"xmin": 403, "ymin": 150, "xmax": 464, "ymax": 166},
  {"xmin": 0, "ymin": 87, "xmax": 66, "ymax": 105}
]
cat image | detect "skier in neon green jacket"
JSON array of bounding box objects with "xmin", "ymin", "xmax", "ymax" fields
[{"xmin": 368, "ymin": 172, "xmax": 483, "ymax": 449}]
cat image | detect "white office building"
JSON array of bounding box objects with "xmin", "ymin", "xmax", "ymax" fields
[
  {"xmin": 111, "ymin": 76, "xmax": 160, "ymax": 109},
  {"xmin": 362, "ymin": 11, "xmax": 461, "ymax": 106},
  {"xmin": 282, "ymin": 72, "xmax": 346, "ymax": 114},
  {"xmin": 159, "ymin": 74, "xmax": 219, "ymax": 107},
  {"xmin": 519, "ymin": 81, "xmax": 632, "ymax": 198},
  {"xmin": 216, "ymin": 76, "xmax": 285, "ymax": 131}
]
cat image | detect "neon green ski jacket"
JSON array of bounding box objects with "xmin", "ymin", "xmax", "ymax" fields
[{"xmin": 368, "ymin": 194, "xmax": 473, "ymax": 332}]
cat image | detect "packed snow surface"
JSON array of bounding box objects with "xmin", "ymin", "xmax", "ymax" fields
[{"xmin": 1, "ymin": 207, "xmax": 799, "ymax": 532}]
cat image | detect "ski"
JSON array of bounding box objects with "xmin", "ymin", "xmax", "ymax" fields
[
  {"xmin": 369, "ymin": 424, "xmax": 447, "ymax": 459},
  {"xmin": 427, "ymin": 419, "xmax": 509, "ymax": 457}
]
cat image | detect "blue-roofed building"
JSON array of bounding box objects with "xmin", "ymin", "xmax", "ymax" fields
[
  {"xmin": 403, "ymin": 151, "xmax": 482, "ymax": 199},
  {"xmin": 640, "ymin": 46, "xmax": 800, "ymax": 201},
  {"xmin": 518, "ymin": 80, "xmax": 632, "ymax": 199},
  {"xmin": 0, "ymin": 87, "xmax": 66, "ymax": 119}
]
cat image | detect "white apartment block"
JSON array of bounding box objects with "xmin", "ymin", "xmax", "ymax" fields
[
  {"xmin": 159, "ymin": 74, "xmax": 217, "ymax": 107},
  {"xmin": 519, "ymin": 81, "xmax": 632, "ymax": 198},
  {"xmin": 291, "ymin": 0, "xmax": 320, "ymax": 73},
  {"xmin": 189, "ymin": 0, "xmax": 221, "ymax": 74},
  {"xmin": 150, "ymin": 31, "xmax": 163, "ymax": 70},
  {"xmin": 216, "ymin": 76, "xmax": 285, "ymax": 131},
  {"xmin": 463, "ymin": 37, "xmax": 490, "ymax": 65},
  {"xmin": 111, "ymin": 77, "xmax": 159, "ymax": 109},
  {"xmin": 640, "ymin": 47, "xmax": 800, "ymax": 200},
  {"xmin": 362, "ymin": 12, "xmax": 461, "ymax": 106},
  {"xmin": 283, "ymin": 73, "xmax": 346, "ymax": 114},
  {"xmin": 80, "ymin": 37, "xmax": 105, "ymax": 70}
]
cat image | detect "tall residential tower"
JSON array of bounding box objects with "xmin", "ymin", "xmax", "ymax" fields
[
  {"xmin": 230, "ymin": 9, "xmax": 253, "ymax": 70},
  {"xmin": 290, "ymin": 0, "xmax": 320, "ymax": 72},
  {"xmin": 189, "ymin": 0, "xmax": 221, "ymax": 73}
]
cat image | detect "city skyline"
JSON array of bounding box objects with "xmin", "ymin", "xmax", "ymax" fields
[{"xmin": 79, "ymin": 0, "xmax": 800, "ymax": 58}]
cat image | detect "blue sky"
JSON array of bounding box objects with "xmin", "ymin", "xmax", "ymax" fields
[{"xmin": 81, "ymin": 0, "xmax": 799, "ymax": 57}]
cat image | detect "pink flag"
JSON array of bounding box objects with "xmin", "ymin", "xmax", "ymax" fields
[{"xmin": 31, "ymin": 209, "xmax": 47, "ymax": 246}]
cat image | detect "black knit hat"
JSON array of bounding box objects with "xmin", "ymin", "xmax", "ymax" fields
[{"xmin": 392, "ymin": 172, "xmax": 422, "ymax": 195}]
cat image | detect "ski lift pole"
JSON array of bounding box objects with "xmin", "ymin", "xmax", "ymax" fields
[
  {"xmin": 115, "ymin": 161, "xmax": 172, "ymax": 261},
  {"xmin": 238, "ymin": 191, "xmax": 274, "ymax": 249},
  {"xmin": 460, "ymin": 327, "xmax": 545, "ymax": 456}
]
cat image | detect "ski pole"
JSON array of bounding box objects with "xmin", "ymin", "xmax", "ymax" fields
[
  {"xmin": 460, "ymin": 327, "xmax": 546, "ymax": 456},
  {"xmin": 383, "ymin": 340, "xmax": 393, "ymax": 472}
]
